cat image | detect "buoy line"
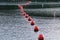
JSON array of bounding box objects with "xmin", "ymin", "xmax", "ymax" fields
[{"xmin": 18, "ymin": 0, "xmax": 44, "ymax": 40}]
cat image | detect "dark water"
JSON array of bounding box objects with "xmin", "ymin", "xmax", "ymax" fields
[{"xmin": 0, "ymin": 10, "xmax": 60, "ymax": 40}]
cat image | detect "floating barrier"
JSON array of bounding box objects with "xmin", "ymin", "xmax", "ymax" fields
[{"xmin": 18, "ymin": 1, "xmax": 44, "ymax": 40}]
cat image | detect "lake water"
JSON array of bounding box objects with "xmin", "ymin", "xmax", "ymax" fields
[{"xmin": 0, "ymin": 9, "xmax": 60, "ymax": 40}]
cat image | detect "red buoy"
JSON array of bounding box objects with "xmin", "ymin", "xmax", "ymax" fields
[
  {"xmin": 20, "ymin": 9, "xmax": 24, "ymax": 13},
  {"xmin": 22, "ymin": 12, "xmax": 26, "ymax": 16},
  {"xmin": 18, "ymin": 4, "xmax": 21, "ymax": 9},
  {"xmin": 20, "ymin": 11, "xmax": 24, "ymax": 13},
  {"xmin": 34, "ymin": 25, "xmax": 39, "ymax": 32},
  {"xmin": 27, "ymin": 17, "xmax": 32, "ymax": 21},
  {"xmin": 25, "ymin": 14, "xmax": 29, "ymax": 18},
  {"xmin": 18, "ymin": 4, "xmax": 23, "ymax": 10},
  {"xmin": 30, "ymin": 20, "xmax": 35, "ymax": 26},
  {"xmin": 21, "ymin": 13, "xmax": 25, "ymax": 16},
  {"xmin": 38, "ymin": 34, "xmax": 44, "ymax": 40},
  {"xmin": 20, "ymin": 11, "xmax": 24, "ymax": 15}
]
